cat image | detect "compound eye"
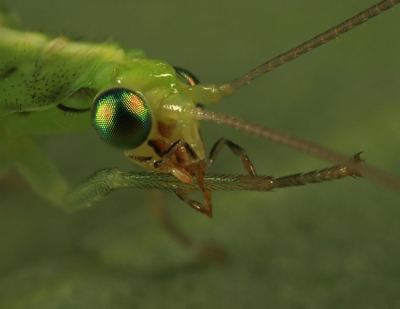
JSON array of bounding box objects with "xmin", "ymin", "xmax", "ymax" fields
[{"xmin": 91, "ymin": 88, "xmax": 152, "ymax": 149}]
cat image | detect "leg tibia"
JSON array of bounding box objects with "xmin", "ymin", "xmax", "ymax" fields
[{"xmin": 208, "ymin": 138, "xmax": 256, "ymax": 176}]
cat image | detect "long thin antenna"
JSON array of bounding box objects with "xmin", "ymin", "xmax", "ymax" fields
[
  {"xmin": 190, "ymin": 108, "xmax": 400, "ymax": 193},
  {"xmin": 219, "ymin": 0, "xmax": 400, "ymax": 93}
]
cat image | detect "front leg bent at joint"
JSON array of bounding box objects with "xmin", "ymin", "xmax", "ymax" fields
[
  {"xmin": 153, "ymin": 139, "xmax": 199, "ymax": 169},
  {"xmin": 174, "ymin": 189, "xmax": 212, "ymax": 218},
  {"xmin": 152, "ymin": 139, "xmax": 199, "ymax": 184},
  {"xmin": 207, "ymin": 138, "xmax": 256, "ymax": 176},
  {"xmin": 149, "ymin": 190, "xmax": 225, "ymax": 262}
]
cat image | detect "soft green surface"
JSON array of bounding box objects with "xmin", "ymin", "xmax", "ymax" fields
[{"xmin": 1, "ymin": 0, "xmax": 400, "ymax": 308}]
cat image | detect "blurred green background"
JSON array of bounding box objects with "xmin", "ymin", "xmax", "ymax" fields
[{"xmin": 1, "ymin": 0, "xmax": 400, "ymax": 308}]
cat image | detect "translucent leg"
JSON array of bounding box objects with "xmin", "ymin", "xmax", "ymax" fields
[
  {"xmin": 1, "ymin": 135, "xmax": 68, "ymax": 207},
  {"xmin": 0, "ymin": 156, "xmax": 27, "ymax": 194},
  {"xmin": 149, "ymin": 190, "xmax": 226, "ymax": 263}
]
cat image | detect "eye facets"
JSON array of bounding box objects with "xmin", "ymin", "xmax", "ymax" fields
[{"xmin": 92, "ymin": 88, "xmax": 152, "ymax": 149}]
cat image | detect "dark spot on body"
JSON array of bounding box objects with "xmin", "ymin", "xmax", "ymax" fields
[{"xmin": 0, "ymin": 66, "xmax": 17, "ymax": 79}]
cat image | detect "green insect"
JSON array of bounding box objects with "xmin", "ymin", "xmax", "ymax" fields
[{"xmin": 1, "ymin": 0, "xmax": 399, "ymax": 259}]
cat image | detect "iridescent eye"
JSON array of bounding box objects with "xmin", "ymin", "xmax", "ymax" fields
[
  {"xmin": 174, "ymin": 67, "xmax": 199, "ymax": 86},
  {"xmin": 91, "ymin": 88, "xmax": 152, "ymax": 149}
]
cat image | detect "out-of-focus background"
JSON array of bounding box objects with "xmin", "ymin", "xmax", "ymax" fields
[{"xmin": 1, "ymin": 0, "xmax": 400, "ymax": 308}]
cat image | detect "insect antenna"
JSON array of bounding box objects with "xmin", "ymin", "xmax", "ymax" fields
[
  {"xmin": 218, "ymin": 0, "xmax": 400, "ymax": 95},
  {"xmin": 183, "ymin": 0, "xmax": 400, "ymax": 192},
  {"xmin": 189, "ymin": 108, "xmax": 400, "ymax": 194}
]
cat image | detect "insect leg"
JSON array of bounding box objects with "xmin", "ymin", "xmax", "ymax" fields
[
  {"xmin": 64, "ymin": 156, "xmax": 363, "ymax": 212},
  {"xmin": 149, "ymin": 190, "xmax": 226, "ymax": 263},
  {"xmin": 151, "ymin": 139, "xmax": 214, "ymax": 216},
  {"xmin": 207, "ymin": 138, "xmax": 256, "ymax": 176},
  {"xmin": 66, "ymin": 168, "xmax": 223, "ymax": 262},
  {"xmin": 0, "ymin": 135, "xmax": 68, "ymax": 206},
  {"xmin": 272, "ymin": 153, "xmax": 363, "ymax": 189},
  {"xmin": 173, "ymin": 188, "xmax": 212, "ymax": 217},
  {"xmin": 152, "ymin": 139, "xmax": 199, "ymax": 169}
]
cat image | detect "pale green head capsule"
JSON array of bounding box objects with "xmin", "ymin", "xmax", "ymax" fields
[{"xmin": 91, "ymin": 88, "xmax": 152, "ymax": 149}]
